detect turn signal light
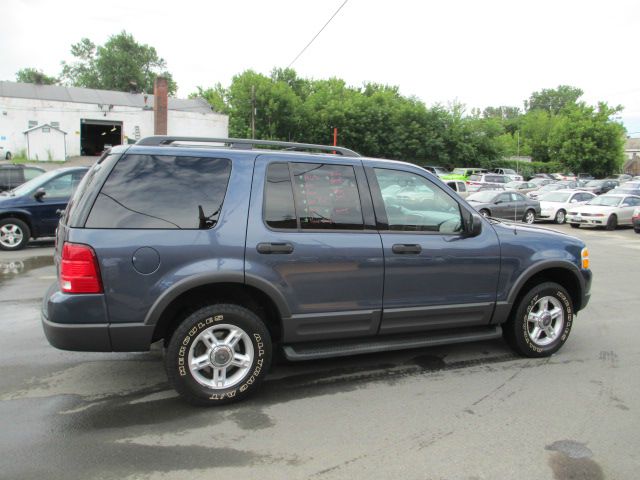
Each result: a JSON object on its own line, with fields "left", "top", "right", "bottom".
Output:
{"left": 581, "top": 247, "right": 590, "bottom": 269}
{"left": 60, "top": 242, "right": 103, "bottom": 294}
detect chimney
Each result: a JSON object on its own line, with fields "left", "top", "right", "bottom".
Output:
{"left": 153, "top": 76, "right": 168, "bottom": 135}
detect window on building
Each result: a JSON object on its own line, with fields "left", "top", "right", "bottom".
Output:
{"left": 50, "top": 122, "right": 60, "bottom": 129}
{"left": 28, "top": 120, "right": 37, "bottom": 129}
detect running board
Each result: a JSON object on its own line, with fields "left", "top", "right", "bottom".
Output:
{"left": 282, "top": 326, "right": 502, "bottom": 361}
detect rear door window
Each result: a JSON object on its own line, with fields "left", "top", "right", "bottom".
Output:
{"left": 86, "top": 154, "right": 232, "bottom": 229}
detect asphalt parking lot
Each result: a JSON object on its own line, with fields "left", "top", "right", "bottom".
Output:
{"left": 0, "top": 224, "right": 638, "bottom": 480}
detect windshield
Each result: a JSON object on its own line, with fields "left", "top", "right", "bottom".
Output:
{"left": 586, "top": 180, "right": 603, "bottom": 187}
{"left": 587, "top": 196, "right": 621, "bottom": 207}
{"left": 540, "top": 192, "right": 571, "bottom": 203}
{"left": 452, "top": 168, "right": 466, "bottom": 175}
{"left": 503, "top": 169, "right": 516, "bottom": 175}
{"left": 467, "top": 191, "right": 498, "bottom": 203}
{"left": 9, "top": 169, "right": 64, "bottom": 196}
{"left": 540, "top": 184, "right": 560, "bottom": 191}
{"left": 505, "top": 181, "right": 522, "bottom": 188}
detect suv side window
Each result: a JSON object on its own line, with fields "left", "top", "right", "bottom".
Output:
{"left": 263, "top": 162, "right": 365, "bottom": 231}
{"left": 373, "top": 168, "right": 462, "bottom": 233}
{"left": 291, "top": 162, "right": 364, "bottom": 230}
{"left": 264, "top": 163, "right": 297, "bottom": 229}
{"left": 86, "top": 154, "right": 231, "bottom": 229}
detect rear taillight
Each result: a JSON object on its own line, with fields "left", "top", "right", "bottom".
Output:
{"left": 60, "top": 242, "right": 103, "bottom": 294}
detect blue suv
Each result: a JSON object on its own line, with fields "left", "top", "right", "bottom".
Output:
{"left": 0, "top": 167, "right": 88, "bottom": 250}
{"left": 42, "top": 137, "right": 591, "bottom": 405}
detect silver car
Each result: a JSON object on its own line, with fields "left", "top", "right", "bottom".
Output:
{"left": 566, "top": 194, "right": 640, "bottom": 230}
{"left": 537, "top": 190, "right": 596, "bottom": 224}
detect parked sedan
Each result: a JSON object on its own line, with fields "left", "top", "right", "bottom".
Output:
{"left": 505, "top": 181, "right": 539, "bottom": 194}
{"left": 528, "top": 183, "right": 565, "bottom": 200}
{"left": 0, "top": 167, "right": 88, "bottom": 250}
{"left": 466, "top": 190, "right": 540, "bottom": 224}
{"left": 579, "top": 179, "right": 618, "bottom": 195}
{"left": 566, "top": 194, "right": 640, "bottom": 230}
{"left": 0, "top": 164, "right": 45, "bottom": 192}
{"left": 537, "top": 190, "right": 596, "bottom": 224}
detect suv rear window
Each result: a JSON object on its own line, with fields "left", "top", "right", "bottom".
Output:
{"left": 85, "top": 154, "right": 231, "bottom": 229}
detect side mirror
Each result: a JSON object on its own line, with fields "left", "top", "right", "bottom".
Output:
{"left": 34, "top": 187, "right": 46, "bottom": 200}
{"left": 464, "top": 212, "right": 483, "bottom": 237}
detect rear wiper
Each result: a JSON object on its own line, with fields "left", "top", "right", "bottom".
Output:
{"left": 198, "top": 204, "right": 222, "bottom": 229}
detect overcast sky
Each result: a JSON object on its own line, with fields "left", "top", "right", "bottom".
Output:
{"left": 3, "top": 0, "right": 639, "bottom": 135}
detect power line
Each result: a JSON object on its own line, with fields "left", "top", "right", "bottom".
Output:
{"left": 287, "top": 0, "right": 349, "bottom": 69}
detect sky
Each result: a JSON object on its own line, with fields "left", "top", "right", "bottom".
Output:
{"left": 2, "top": 0, "right": 640, "bottom": 136}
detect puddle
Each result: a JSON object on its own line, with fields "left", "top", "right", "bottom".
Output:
{"left": 0, "top": 256, "right": 54, "bottom": 283}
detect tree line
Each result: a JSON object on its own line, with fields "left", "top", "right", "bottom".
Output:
{"left": 14, "top": 32, "right": 626, "bottom": 176}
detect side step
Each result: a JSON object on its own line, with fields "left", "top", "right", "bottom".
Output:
{"left": 282, "top": 326, "right": 502, "bottom": 361}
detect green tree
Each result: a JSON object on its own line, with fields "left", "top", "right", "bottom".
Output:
{"left": 60, "top": 31, "right": 177, "bottom": 95}
{"left": 190, "top": 85, "right": 228, "bottom": 114}
{"left": 15, "top": 68, "right": 58, "bottom": 85}
{"left": 548, "top": 102, "right": 625, "bottom": 176}
{"left": 525, "top": 85, "right": 583, "bottom": 114}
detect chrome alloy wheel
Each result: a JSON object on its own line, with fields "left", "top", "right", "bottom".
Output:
{"left": 187, "top": 323, "right": 254, "bottom": 389}
{"left": 526, "top": 296, "right": 565, "bottom": 347}
{"left": 0, "top": 223, "right": 24, "bottom": 249}
{"left": 524, "top": 210, "right": 536, "bottom": 224}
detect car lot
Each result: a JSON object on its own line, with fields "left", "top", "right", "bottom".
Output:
{"left": 0, "top": 225, "right": 639, "bottom": 480}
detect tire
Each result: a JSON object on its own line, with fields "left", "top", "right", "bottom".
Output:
{"left": 503, "top": 282, "right": 573, "bottom": 358}
{"left": 635, "top": 226, "right": 640, "bottom": 234}
{"left": 165, "top": 304, "right": 272, "bottom": 406}
{"left": 523, "top": 209, "right": 536, "bottom": 224}
{"left": 5, "top": 152, "right": 12, "bottom": 161}
{"left": 605, "top": 215, "right": 617, "bottom": 231}
{"left": 479, "top": 209, "right": 490, "bottom": 218}
{"left": 570, "top": 223, "right": 580, "bottom": 229}
{"left": 554, "top": 209, "right": 566, "bottom": 224}
{"left": 0, "top": 218, "right": 30, "bottom": 251}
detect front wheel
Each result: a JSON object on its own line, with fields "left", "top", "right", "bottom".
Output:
{"left": 0, "top": 218, "right": 30, "bottom": 251}
{"left": 503, "top": 282, "right": 573, "bottom": 357}
{"left": 523, "top": 209, "right": 536, "bottom": 224}
{"left": 606, "top": 215, "right": 617, "bottom": 231}
{"left": 554, "top": 209, "right": 566, "bottom": 224}
{"left": 5, "top": 152, "right": 12, "bottom": 160}
{"left": 634, "top": 226, "right": 640, "bottom": 234}
{"left": 165, "top": 304, "right": 272, "bottom": 406}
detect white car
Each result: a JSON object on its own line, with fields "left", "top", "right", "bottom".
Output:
{"left": 537, "top": 190, "right": 596, "bottom": 224}
{"left": 566, "top": 194, "right": 640, "bottom": 230}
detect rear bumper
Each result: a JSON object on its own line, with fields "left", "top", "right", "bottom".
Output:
{"left": 41, "top": 282, "right": 153, "bottom": 352}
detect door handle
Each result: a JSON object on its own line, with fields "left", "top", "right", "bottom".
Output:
{"left": 392, "top": 244, "right": 422, "bottom": 254}
{"left": 257, "top": 242, "right": 294, "bottom": 254}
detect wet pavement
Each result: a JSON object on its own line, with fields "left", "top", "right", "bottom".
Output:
{"left": 0, "top": 226, "right": 639, "bottom": 480}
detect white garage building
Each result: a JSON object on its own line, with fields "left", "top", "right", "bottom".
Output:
{"left": 0, "top": 81, "right": 228, "bottom": 160}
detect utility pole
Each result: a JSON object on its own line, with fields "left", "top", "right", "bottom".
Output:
{"left": 251, "top": 85, "right": 256, "bottom": 139}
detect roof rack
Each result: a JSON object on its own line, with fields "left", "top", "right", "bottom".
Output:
{"left": 135, "top": 136, "right": 360, "bottom": 157}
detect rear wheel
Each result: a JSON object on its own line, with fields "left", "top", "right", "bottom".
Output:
{"left": 503, "top": 282, "right": 573, "bottom": 357}
{"left": 634, "top": 226, "right": 640, "bottom": 234}
{"left": 606, "top": 215, "right": 617, "bottom": 231}
{"left": 165, "top": 304, "right": 272, "bottom": 406}
{"left": 523, "top": 209, "right": 536, "bottom": 224}
{"left": 554, "top": 209, "right": 566, "bottom": 224}
{"left": 0, "top": 218, "right": 30, "bottom": 251}
{"left": 5, "top": 152, "right": 12, "bottom": 161}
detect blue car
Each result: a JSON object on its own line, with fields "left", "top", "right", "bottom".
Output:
{"left": 0, "top": 167, "right": 88, "bottom": 250}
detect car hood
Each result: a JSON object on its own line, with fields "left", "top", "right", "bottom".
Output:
{"left": 569, "top": 205, "right": 616, "bottom": 214}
